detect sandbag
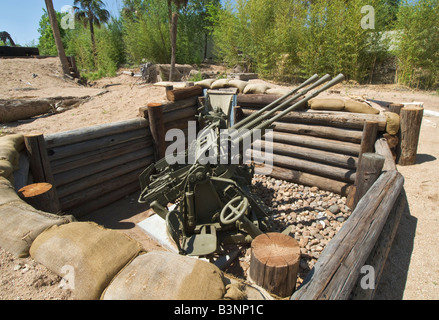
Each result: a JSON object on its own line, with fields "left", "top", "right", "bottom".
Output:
{"left": 344, "top": 100, "right": 380, "bottom": 114}
{"left": 102, "top": 251, "right": 226, "bottom": 300}
{"left": 195, "top": 79, "right": 216, "bottom": 89}
{"left": 0, "top": 159, "right": 13, "bottom": 179}
{"left": 228, "top": 80, "right": 248, "bottom": 93}
{"left": 30, "top": 222, "right": 144, "bottom": 300}
{"left": 308, "top": 98, "right": 345, "bottom": 111}
{"left": 384, "top": 111, "right": 400, "bottom": 135}
{"left": 211, "top": 79, "right": 230, "bottom": 89}
{"left": 0, "top": 134, "right": 24, "bottom": 173}
{"left": 266, "top": 88, "right": 290, "bottom": 96}
{"left": 0, "top": 134, "right": 24, "bottom": 151}
{"left": 243, "top": 83, "right": 269, "bottom": 94}
{"left": 0, "top": 177, "right": 74, "bottom": 258}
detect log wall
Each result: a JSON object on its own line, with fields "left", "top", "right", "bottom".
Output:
{"left": 42, "top": 118, "right": 153, "bottom": 218}
{"left": 240, "top": 106, "right": 387, "bottom": 195}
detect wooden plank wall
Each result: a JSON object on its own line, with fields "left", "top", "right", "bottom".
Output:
{"left": 43, "top": 118, "right": 153, "bottom": 218}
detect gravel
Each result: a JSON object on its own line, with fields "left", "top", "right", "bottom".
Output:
{"left": 234, "top": 174, "right": 353, "bottom": 286}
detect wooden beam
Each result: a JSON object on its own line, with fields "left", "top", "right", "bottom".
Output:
{"left": 147, "top": 103, "right": 166, "bottom": 160}
{"left": 241, "top": 108, "right": 387, "bottom": 131}
{"left": 272, "top": 122, "right": 363, "bottom": 144}
{"left": 397, "top": 105, "right": 424, "bottom": 166}
{"left": 45, "top": 118, "right": 149, "bottom": 148}
{"left": 291, "top": 170, "right": 404, "bottom": 300}
{"left": 353, "top": 153, "right": 385, "bottom": 209}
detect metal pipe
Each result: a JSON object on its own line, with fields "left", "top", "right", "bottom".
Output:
{"left": 235, "top": 73, "right": 345, "bottom": 144}
{"left": 232, "top": 73, "right": 319, "bottom": 130}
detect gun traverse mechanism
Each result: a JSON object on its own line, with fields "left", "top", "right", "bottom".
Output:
{"left": 138, "top": 73, "right": 345, "bottom": 256}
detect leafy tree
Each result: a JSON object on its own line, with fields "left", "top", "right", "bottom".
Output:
{"left": 73, "top": 0, "right": 110, "bottom": 66}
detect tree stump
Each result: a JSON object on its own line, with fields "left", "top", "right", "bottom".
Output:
{"left": 249, "top": 232, "right": 300, "bottom": 297}
{"left": 18, "top": 183, "right": 61, "bottom": 214}
{"left": 397, "top": 105, "right": 424, "bottom": 166}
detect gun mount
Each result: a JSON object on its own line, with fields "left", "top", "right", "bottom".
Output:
{"left": 138, "top": 73, "right": 345, "bottom": 256}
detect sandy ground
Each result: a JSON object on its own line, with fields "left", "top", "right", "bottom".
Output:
{"left": 1, "top": 57, "right": 438, "bottom": 300}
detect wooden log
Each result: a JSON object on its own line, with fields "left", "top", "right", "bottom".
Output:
{"left": 233, "top": 105, "right": 243, "bottom": 125}
{"left": 374, "top": 138, "right": 397, "bottom": 171}
{"left": 272, "top": 122, "right": 363, "bottom": 144}
{"left": 272, "top": 132, "right": 360, "bottom": 156}
{"left": 24, "top": 133, "right": 56, "bottom": 186}
{"left": 18, "top": 182, "right": 61, "bottom": 214}
{"left": 353, "top": 153, "right": 385, "bottom": 209}
{"left": 60, "top": 168, "right": 145, "bottom": 212}
{"left": 265, "top": 141, "right": 358, "bottom": 169}
{"left": 291, "top": 170, "right": 404, "bottom": 300}
{"left": 166, "top": 85, "right": 203, "bottom": 102}
{"left": 254, "top": 152, "right": 356, "bottom": 183}
{"left": 162, "top": 105, "right": 197, "bottom": 124}
{"left": 47, "top": 129, "right": 149, "bottom": 162}
{"left": 237, "top": 94, "right": 303, "bottom": 108}
{"left": 358, "top": 121, "right": 379, "bottom": 161}
{"left": 54, "top": 147, "right": 154, "bottom": 188}
{"left": 388, "top": 103, "right": 404, "bottom": 115}
{"left": 257, "top": 165, "right": 352, "bottom": 196}
{"left": 397, "top": 105, "right": 424, "bottom": 166}
{"left": 241, "top": 108, "right": 387, "bottom": 131}
{"left": 68, "top": 178, "right": 142, "bottom": 218}
{"left": 147, "top": 103, "right": 166, "bottom": 160}
{"left": 44, "top": 118, "right": 148, "bottom": 148}
{"left": 249, "top": 233, "right": 300, "bottom": 297}
{"left": 350, "top": 189, "right": 407, "bottom": 300}
{"left": 50, "top": 138, "right": 151, "bottom": 175}
{"left": 57, "top": 155, "right": 154, "bottom": 200}
{"left": 138, "top": 97, "right": 198, "bottom": 118}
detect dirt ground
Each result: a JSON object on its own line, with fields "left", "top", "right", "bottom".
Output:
{"left": 0, "top": 57, "right": 438, "bottom": 300}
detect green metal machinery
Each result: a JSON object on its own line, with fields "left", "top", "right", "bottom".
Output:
{"left": 138, "top": 73, "right": 345, "bottom": 256}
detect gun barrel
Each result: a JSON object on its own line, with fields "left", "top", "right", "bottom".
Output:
{"left": 235, "top": 73, "right": 345, "bottom": 144}
{"left": 232, "top": 73, "right": 319, "bottom": 130}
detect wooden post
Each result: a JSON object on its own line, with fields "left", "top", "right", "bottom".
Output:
{"left": 147, "top": 103, "right": 166, "bottom": 160}
{"left": 18, "top": 183, "right": 61, "bottom": 214}
{"left": 24, "top": 133, "right": 56, "bottom": 185}
{"left": 353, "top": 152, "right": 385, "bottom": 209}
{"left": 233, "top": 105, "right": 243, "bottom": 125}
{"left": 388, "top": 103, "right": 404, "bottom": 115}
{"left": 166, "top": 85, "right": 203, "bottom": 102}
{"left": 249, "top": 232, "right": 300, "bottom": 297}
{"left": 397, "top": 105, "right": 424, "bottom": 166}
{"left": 359, "top": 121, "right": 379, "bottom": 160}
{"left": 347, "top": 121, "right": 378, "bottom": 208}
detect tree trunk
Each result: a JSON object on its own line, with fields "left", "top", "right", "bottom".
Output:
{"left": 44, "top": 0, "right": 71, "bottom": 76}
{"left": 169, "top": 12, "right": 179, "bottom": 81}
{"left": 89, "top": 14, "right": 97, "bottom": 67}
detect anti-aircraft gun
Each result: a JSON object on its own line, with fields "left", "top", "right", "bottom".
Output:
{"left": 138, "top": 73, "right": 345, "bottom": 256}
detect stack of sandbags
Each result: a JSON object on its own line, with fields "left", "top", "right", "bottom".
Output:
{"left": 196, "top": 78, "right": 272, "bottom": 94}
{"left": 29, "top": 222, "right": 144, "bottom": 300}
{"left": 102, "top": 250, "right": 227, "bottom": 300}
{"left": 308, "top": 98, "right": 380, "bottom": 114}
{"left": 0, "top": 134, "right": 75, "bottom": 258}
{"left": 0, "top": 134, "right": 24, "bottom": 184}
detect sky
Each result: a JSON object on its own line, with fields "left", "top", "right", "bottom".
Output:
{"left": 0, "top": 0, "right": 124, "bottom": 46}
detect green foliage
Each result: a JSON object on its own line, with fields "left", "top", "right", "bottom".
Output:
{"left": 209, "top": 0, "right": 392, "bottom": 83}
{"left": 38, "top": 9, "right": 69, "bottom": 56}
{"left": 395, "top": 0, "right": 439, "bottom": 89}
